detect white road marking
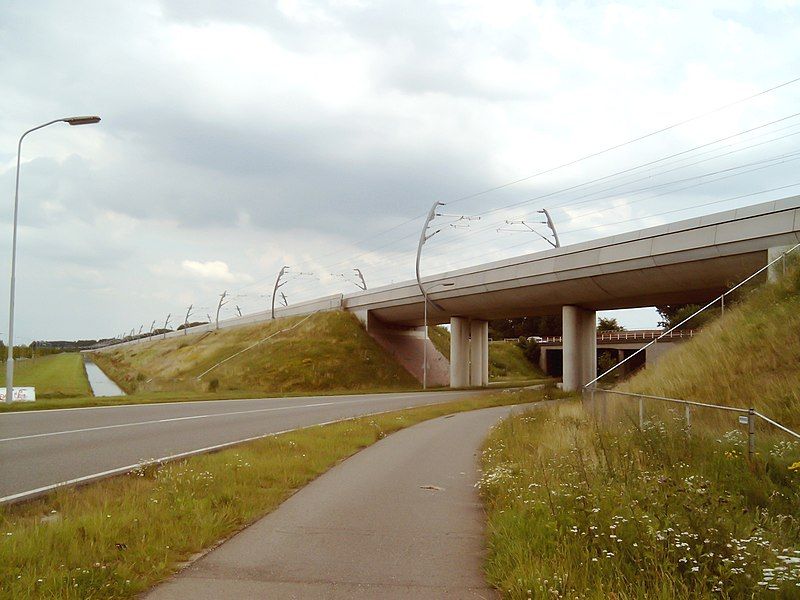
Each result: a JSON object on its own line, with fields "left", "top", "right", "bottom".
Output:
{"left": 0, "top": 399, "right": 458, "bottom": 505}
{"left": 0, "top": 390, "right": 463, "bottom": 416}
{"left": 0, "top": 398, "right": 374, "bottom": 443}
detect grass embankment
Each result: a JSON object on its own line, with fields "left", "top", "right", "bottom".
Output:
{"left": 0, "top": 389, "right": 543, "bottom": 599}
{"left": 92, "top": 311, "right": 418, "bottom": 396}
{"left": 479, "top": 401, "right": 800, "bottom": 599}
{"left": 621, "top": 260, "right": 800, "bottom": 428}
{"left": 0, "top": 353, "right": 91, "bottom": 398}
{"left": 428, "top": 326, "right": 546, "bottom": 382}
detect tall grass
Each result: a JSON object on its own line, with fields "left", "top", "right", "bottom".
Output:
{"left": 92, "top": 311, "right": 418, "bottom": 395}
{"left": 479, "top": 401, "right": 800, "bottom": 598}
{"left": 622, "top": 260, "right": 800, "bottom": 428}
{"left": 488, "top": 341, "right": 545, "bottom": 381}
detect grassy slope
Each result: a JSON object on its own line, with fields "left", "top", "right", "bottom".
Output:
{"left": 428, "top": 325, "right": 452, "bottom": 360}
{"left": 622, "top": 261, "right": 800, "bottom": 428}
{"left": 92, "top": 311, "right": 418, "bottom": 395}
{"left": 0, "top": 353, "right": 91, "bottom": 398}
{"left": 428, "top": 326, "right": 545, "bottom": 381}
{"left": 479, "top": 264, "right": 800, "bottom": 598}
{"left": 0, "top": 389, "right": 543, "bottom": 599}
{"left": 479, "top": 401, "right": 800, "bottom": 599}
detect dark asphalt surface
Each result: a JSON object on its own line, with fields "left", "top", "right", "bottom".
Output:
{"left": 147, "top": 404, "right": 525, "bottom": 599}
{"left": 0, "top": 390, "right": 483, "bottom": 501}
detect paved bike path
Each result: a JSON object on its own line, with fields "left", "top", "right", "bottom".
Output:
{"left": 146, "top": 404, "right": 525, "bottom": 599}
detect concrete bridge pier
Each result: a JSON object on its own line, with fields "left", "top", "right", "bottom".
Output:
{"left": 450, "top": 317, "right": 470, "bottom": 387}
{"left": 768, "top": 245, "right": 793, "bottom": 282}
{"left": 450, "top": 317, "right": 489, "bottom": 388}
{"left": 469, "top": 320, "right": 489, "bottom": 387}
{"left": 562, "top": 305, "right": 597, "bottom": 391}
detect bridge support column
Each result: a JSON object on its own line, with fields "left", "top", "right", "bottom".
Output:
{"left": 469, "top": 320, "right": 489, "bottom": 387}
{"left": 562, "top": 306, "right": 596, "bottom": 391}
{"left": 768, "top": 245, "right": 792, "bottom": 282}
{"left": 450, "top": 317, "right": 471, "bottom": 388}
{"left": 449, "top": 317, "right": 488, "bottom": 388}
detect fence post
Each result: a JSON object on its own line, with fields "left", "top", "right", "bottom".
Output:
{"left": 685, "top": 404, "right": 691, "bottom": 433}
{"left": 747, "top": 408, "right": 756, "bottom": 460}
{"left": 638, "top": 396, "right": 644, "bottom": 428}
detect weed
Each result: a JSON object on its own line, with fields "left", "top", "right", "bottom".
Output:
{"left": 479, "top": 401, "right": 800, "bottom": 598}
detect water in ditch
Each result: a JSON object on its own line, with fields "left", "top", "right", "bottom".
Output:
{"left": 83, "top": 357, "right": 126, "bottom": 397}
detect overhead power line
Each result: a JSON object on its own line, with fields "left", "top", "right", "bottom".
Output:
{"left": 437, "top": 182, "right": 800, "bottom": 269}
{"left": 418, "top": 119, "right": 800, "bottom": 249}
{"left": 229, "top": 74, "right": 800, "bottom": 296}
{"left": 443, "top": 75, "right": 800, "bottom": 208}
{"left": 246, "top": 109, "right": 800, "bottom": 299}
{"left": 132, "top": 77, "right": 800, "bottom": 328}
{"left": 455, "top": 111, "right": 800, "bottom": 227}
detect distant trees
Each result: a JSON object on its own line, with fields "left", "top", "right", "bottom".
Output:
{"left": 177, "top": 321, "right": 208, "bottom": 331}
{"left": 489, "top": 316, "right": 561, "bottom": 340}
{"left": 597, "top": 317, "right": 625, "bottom": 332}
{"left": 0, "top": 344, "right": 62, "bottom": 361}
{"left": 656, "top": 304, "right": 719, "bottom": 330}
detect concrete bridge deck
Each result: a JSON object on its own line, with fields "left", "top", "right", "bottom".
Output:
{"left": 97, "top": 197, "right": 800, "bottom": 391}
{"left": 343, "top": 196, "right": 799, "bottom": 326}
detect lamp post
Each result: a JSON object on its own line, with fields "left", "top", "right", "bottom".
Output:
{"left": 422, "top": 281, "right": 454, "bottom": 390}
{"left": 5, "top": 116, "right": 100, "bottom": 403}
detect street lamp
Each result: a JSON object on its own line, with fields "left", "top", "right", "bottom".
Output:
{"left": 423, "top": 281, "right": 454, "bottom": 390}
{"left": 5, "top": 116, "right": 100, "bottom": 403}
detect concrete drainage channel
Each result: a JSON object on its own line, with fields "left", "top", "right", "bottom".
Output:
{"left": 83, "top": 357, "right": 126, "bottom": 397}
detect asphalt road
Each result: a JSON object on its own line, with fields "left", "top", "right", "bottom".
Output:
{"left": 0, "top": 390, "right": 483, "bottom": 502}
{"left": 147, "top": 404, "right": 520, "bottom": 599}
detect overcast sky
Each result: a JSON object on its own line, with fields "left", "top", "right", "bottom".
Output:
{"left": 1, "top": 0, "right": 799, "bottom": 342}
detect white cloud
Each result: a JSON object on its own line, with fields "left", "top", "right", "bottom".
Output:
{"left": 180, "top": 260, "right": 252, "bottom": 284}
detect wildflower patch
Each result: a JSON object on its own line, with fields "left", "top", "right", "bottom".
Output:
{"left": 479, "top": 400, "right": 800, "bottom": 599}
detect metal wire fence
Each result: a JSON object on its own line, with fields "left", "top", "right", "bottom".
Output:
{"left": 583, "top": 388, "right": 800, "bottom": 460}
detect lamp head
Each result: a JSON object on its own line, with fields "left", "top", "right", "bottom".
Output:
{"left": 63, "top": 116, "right": 101, "bottom": 126}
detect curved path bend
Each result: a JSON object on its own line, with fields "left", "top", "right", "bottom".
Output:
{"left": 147, "top": 404, "right": 529, "bottom": 600}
